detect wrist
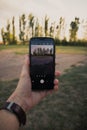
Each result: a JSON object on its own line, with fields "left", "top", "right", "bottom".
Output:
{"left": 0, "top": 102, "right": 26, "bottom": 126}
{"left": 7, "top": 92, "right": 29, "bottom": 113}
{"left": 0, "top": 109, "right": 19, "bottom": 128}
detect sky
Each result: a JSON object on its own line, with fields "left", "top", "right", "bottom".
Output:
{"left": 0, "top": 0, "right": 87, "bottom": 41}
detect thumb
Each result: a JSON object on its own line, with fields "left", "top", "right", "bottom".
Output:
{"left": 20, "top": 55, "right": 30, "bottom": 78}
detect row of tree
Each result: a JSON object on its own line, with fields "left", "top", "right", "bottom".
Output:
{"left": 1, "top": 13, "right": 87, "bottom": 45}
{"left": 32, "top": 47, "right": 53, "bottom": 56}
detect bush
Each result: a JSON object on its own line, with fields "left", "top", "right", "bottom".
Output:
{"left": 55, "top": 38, "right": 87, "bottom": 47}
{"left": 9, "top": 40, "right": 17, "bottom": 45}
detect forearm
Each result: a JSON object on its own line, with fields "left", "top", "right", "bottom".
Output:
{"left": 0, "top": 110, "right": 19, "bottom": 130}
{"left": 0, "top": 92, "right": 27, "bottom": 130}
{"left": 0, "top": 55, "right": 60, "bottom": 130}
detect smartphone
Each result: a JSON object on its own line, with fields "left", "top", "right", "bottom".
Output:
{"left": 29, "top": 37, "right": 55, "bottom": 90}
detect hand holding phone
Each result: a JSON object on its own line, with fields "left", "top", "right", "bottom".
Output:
{"left": 29, "top": 37, "right": 55, "bottom": 90}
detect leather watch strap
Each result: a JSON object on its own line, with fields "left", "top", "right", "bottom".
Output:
{"left": 0, "top": 102, "right": 26, "bottom": 126}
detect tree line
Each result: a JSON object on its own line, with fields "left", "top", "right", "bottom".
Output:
{"left": 32, "top": 47, "right": 53, "bottom": 56}
{"left": 1, "top": 13, "right": 87, "bottom": 46}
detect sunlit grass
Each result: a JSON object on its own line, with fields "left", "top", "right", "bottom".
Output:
{"left": 56, "top": 46, "right": 87, "bottom": 54}
{"left": 0, "top": 45, "right": 29, "bottom": 54}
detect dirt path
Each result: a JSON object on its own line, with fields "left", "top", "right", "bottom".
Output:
{"left": 0, "top": 50, "right": 87, "bottom": 81}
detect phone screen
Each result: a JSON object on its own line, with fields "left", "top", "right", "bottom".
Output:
{"left": 30, "top": 37, "right": 55, "bottom": 90}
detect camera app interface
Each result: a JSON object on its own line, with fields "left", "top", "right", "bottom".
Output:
{"left": 31, "top": 44, "right": 54, "bottom": 77}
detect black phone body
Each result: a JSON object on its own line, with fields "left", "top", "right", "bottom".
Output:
{"left": 29, "top": 37, "right": 55, "bottom": 90}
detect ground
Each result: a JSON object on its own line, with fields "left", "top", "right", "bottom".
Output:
{"left": 0, "top": 49, "right": 87, "bottom": 130}
{"left": 0, "top": 50, "right": 87, "bottom": 81}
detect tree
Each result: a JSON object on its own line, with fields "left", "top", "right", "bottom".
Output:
{"left": 28, "top": 13, "right": 35, "bottom": 37}
{"left": 81, "top": 19, "right": 87, "bottom": 41}
{"left": 1, "top": 28, "right": 6, "bottom": 45}
{"left": 56, "top": 17, "right": 65, "bottom": 40}
{"left": 50, "top": 22, "right": 55, "bottom": 37}
{"left": 35, "top": 18, "right": 39, "bottom": 37}
{"left": 35, "top": 18, "right": 43, "bottom": 37}
{"left": 19, "top": 14, "right": 26, "bottom": 43}
{"left": 12, "top": 16, "right": 16, "bottom": 44}
{"left": 1, "top": 20, "right": 11, "bottom": 45}
{"left": 69, "top": 17, "right": 80, "bottom": 42}
{"left": 44, "top": 15, "right": 49, "bottom": 36}
{"left": 21, "top": 14, "right": 26, "bottom": 42}
{"left": 22, "top": 14, "right": 26, "bottom": 30}
{"left": 19, "top": 16, "right": 22, "bottom": 41}
{"left": 6, "top": 20, "right": 11, "bottom": 44}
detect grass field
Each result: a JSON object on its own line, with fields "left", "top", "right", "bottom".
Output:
{"left": 0, "top": 45, "right": 87, "bottom": 55}
{"left": 0, "top": 62, "right": 87, "bottom": 130}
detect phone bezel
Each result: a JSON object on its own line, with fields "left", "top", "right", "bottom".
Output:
{"left": 29, "top": 37, "right": 55, "bottom": 90}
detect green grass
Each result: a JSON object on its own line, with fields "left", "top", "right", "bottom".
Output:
{"left": 0, "top": 63, "right": 87, "bottom": 130}
{"left": 56, "top": 46, "right": 87, "bottom": 54}
{"left": 0, "top": 45, "right": 87, "bottom": 55}
{"left": 0, "top": 79, "right": 18, "bottom": 107}
{"left": 0, "top": 45, "right": 29, "bottom": 55}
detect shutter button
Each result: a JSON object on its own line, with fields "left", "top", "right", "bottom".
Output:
{"left": 40, "top": 79, "right": 44, "bottom": 84}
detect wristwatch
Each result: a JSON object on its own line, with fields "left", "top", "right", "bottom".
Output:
{"left": 0, "top": 102, "right": 26, "bottom": 126}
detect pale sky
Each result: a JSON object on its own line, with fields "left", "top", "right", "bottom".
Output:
{"left": 0, "top": 0, "right": 87, "bottom": 41}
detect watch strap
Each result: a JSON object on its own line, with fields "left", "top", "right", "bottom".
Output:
{"left": 0, "top": 102, "right": 26, "bottom": 126}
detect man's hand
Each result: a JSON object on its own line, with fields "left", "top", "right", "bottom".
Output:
{"left": 7, "top": 55, "right": 60, "bottom": 112}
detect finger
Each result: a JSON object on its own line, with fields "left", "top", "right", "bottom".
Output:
{"left": 24, "top": 55, "right": 30, "bottom": 66}
{"left": 55, "top": 71, "right": 61, "bottom": 76}
{"left": 54, "top": 79, "right": 59, "bottom": 91}
{"left": 54, "top": 79, "right": 59, "bottom": 85}
{"left": 54, "top": 85, "right": 59, "bottom": 91}
{"left": 20, "top": 55, "right": 29, "bottom": 78}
